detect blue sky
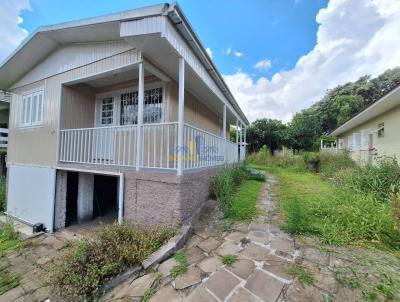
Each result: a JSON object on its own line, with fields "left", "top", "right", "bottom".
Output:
{"left": 19, "top": 0, "right": 327, "bottom": 77}
{"left": 1, "top": 0, "right": 400, "bottom": 122}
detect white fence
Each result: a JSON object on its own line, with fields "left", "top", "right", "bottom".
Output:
{"left": 0, "top": 128, "right": 8, "bottom": 149}
{"left": 59, "top": 122, "right": 240, "bottom": 171}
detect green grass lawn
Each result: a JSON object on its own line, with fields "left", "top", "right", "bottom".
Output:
{"left": 0, "top": 222, "right": 22, "bottom": 258}
{"left": 0, "top": 222, "right": 22, "bottom": 294}
{"left": 251, "top": 164, "right": 397, "bottom": 249}
{"left": 224, "top": 179, "right": 264, "bottom": 222}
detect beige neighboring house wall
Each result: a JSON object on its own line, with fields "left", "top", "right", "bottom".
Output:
{"left": 338, "top": 105, "right": 400, "bottom": 164}
{"left": 333, "top": 86, "right": 400, "bottom": 165}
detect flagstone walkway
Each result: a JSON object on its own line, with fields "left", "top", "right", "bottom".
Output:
{"left": 103, "top": 173, "right": 328, "bottom": 302}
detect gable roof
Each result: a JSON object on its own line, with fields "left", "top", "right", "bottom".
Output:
{"left": 0, "top": 2, "right": 249, "bottom": 125}
{"left": 330, "top": 84, "right": 400, "bottom": 136}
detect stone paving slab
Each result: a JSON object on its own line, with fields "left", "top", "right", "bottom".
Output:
{"left": 215, "top": 242, "right": 242, "bottom": 256}
{"left": 228, "top": 287, "right": 260, "bottom": 302}
{"left": 245, "top": 269, "right": 285, "bottom": 301}
{"left": 186, "top": 247, "right": 206, "bottom": 265}
{"left": 226, "top": 259, "right": 255, "bottom": 279}
{"left": 204, "top": 269, "right": 241, "bottom": 300}
{"left": 158, "top": 257, "right": 179, "bottom": 277}
{"left": 174, "top": 267, "right": 202, "bottom": 290}
{"left": 197, "top": 237, "right": 221, "bottom": 253}
{"left": 197, "top": 256, "right": 223, "bottom": 274}
{"left": 150, "top": 285, "right": 182, "bottom": 302}
{"left": 186, "top": 285, "right": 218, "bottom": 302}
{"left": 240, "top": 243, "right": 271, "bottom": 261}
{"left": 225, "top": 231, "right": 246, "bottom": 243}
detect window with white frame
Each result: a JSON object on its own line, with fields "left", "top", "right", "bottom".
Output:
{"left": 21, "top": 90, "right": 44, "bottom": 127}
{"left": 120, "top": 87, "right": 163, "bottom": 125}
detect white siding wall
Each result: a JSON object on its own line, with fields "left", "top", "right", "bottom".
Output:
{"left": 9, "top": 47, "right": 141, "bottom": 166}
{"left": 12, "top": 41, "right": 134, "bottom": 89}
{"left": 7, "top": 164, "right": 56, "bottom": 232}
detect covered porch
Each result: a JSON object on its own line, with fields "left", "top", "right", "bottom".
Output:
{"left": 58, "top": 58, "right": 247, "bottom": 174}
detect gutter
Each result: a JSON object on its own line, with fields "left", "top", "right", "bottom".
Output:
{"left": 166, "top": 3, "right": 249, "bottom": 125}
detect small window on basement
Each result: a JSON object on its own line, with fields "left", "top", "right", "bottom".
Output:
{"left": 378, "top": 123, "right": 384, "bottom": 138}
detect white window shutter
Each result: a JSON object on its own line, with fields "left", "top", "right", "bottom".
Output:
{"left": 348, "top": 135, "right": 353, "bottom": 151}
{"left": 361, "top": 129, "right": 371, "bottom": 150}
{"left": 353, "top": 133, "right": 361, "bottom": 151}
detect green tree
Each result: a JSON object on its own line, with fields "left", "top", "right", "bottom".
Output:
{"left": 246, "top": 118, "right": 287, "bottom": 154}
{"left": 331, "top": 95, "right": 364, "bottom": 125}
{"left": 285, "top": 108, "right": 322, "bottom": 151}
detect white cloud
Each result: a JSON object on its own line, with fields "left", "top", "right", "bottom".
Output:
{"left": 226, "top": 47, "right": 232, "bottom": 55}
{"left": 224, "top": 0, "right": 400, "bottom": 123}
{"left": 234, "top": 51, "right": 244, "bottom": 57}
{"left": 0, "top": 0, "right": 31, "bottom": 62}
{"left": 206, "top": 47, "right": 213, "bottom": 59}
{"left": 254, "top": 59, "right": 272, "bottom": 71}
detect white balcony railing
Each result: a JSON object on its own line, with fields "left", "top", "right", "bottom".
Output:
{"left": 59, "top": 122, "right": 240, "bottom": 171}
{"left": 0, "top": 128, "right": 8, "bottom": 149}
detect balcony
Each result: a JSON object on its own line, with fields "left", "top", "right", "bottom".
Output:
{"left": 59, "top": 122, "right": 239, "bottom": 171}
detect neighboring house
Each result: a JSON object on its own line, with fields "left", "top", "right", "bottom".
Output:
{"left": 330, "top": 84, "right": 400, "bottom": 165}
{"left": 0, "top": 3, "right": 249, "bottom": 232}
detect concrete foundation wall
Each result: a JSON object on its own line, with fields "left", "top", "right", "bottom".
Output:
{"left": 54, "top": 170, "right": 67, "bottom": 229}
{"left": 54, "top": 165, "right": 222, "bottom": 229}
{"left": 123, "top": 167, "right": 222, "bottom": 227}
{"left": 77, "top": 173, "right": 94, "bottom": 222}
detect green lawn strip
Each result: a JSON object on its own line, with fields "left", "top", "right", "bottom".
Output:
{"left": 0, "top": 222, "right": 22, "bottom": 258}
{"left": 224, "top": 179, "right": 264, "bottom": 221}
{"left": 251, "top": 164, "right": 395, "bottom": 248}
{"left": 0, "top": 270, "right": 19, "bottom": 295}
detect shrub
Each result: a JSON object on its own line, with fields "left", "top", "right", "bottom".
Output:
{"left": 49, "top": 223, "right": 173, "bottom": 300}
{"left": 247, "top": 151, "right": 306, "bottom": 172}
{"left": 338, "top": 157, "right": 400, "bottom": 201}
{"left": 211, "top": 165, "right": 248, "bottom": 212}
{"left": 318, "top": 152, "right": 357, "bottom": 178}
{"left": 303, "top": 152, "right": 320, "bottom": 172}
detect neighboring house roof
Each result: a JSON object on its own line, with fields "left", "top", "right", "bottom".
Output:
{"left": 331, "top": 84, "right": 400, "bottom": 136}
{"left": 0, "top": 2, "right": 249, "bottom": 125}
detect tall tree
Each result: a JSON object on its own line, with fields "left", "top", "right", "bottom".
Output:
{"left": 246, "top": 118, "right": 287, "bottom": 154}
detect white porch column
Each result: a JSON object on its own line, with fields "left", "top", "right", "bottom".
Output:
{"left": 244, "top": 126, "right": 247, "bottom": 159}
{"left": 177, "top": 57, "right": 185, "bottom": 176}
{"left": 235, "top": 120, "right": 239, "bottom": 144}
{"left": 222, "top": 104, "right": 227, "bottom": 140}
{"left": 136, "top": 62, "right": 144, "bottom": 171}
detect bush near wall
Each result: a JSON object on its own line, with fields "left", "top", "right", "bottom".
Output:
{"left": 49, "top": 223, "right": 173, "bottom": 301}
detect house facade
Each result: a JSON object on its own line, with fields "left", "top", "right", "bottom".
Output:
{"left": 331, "top": 85, "right": 400, "bottom": 165}
{"left": 0, "top": 3, "right": 249, "bottom": 232}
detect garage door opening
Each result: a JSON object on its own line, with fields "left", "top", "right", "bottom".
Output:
{"left": 93, "top": 175, "right": 118, "bottom": 220}
{"left": 66, "top": 171, "right": 78, "bottom": 226}
{"left": 60, "top": 171, "right": 119, "bottom": 231}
